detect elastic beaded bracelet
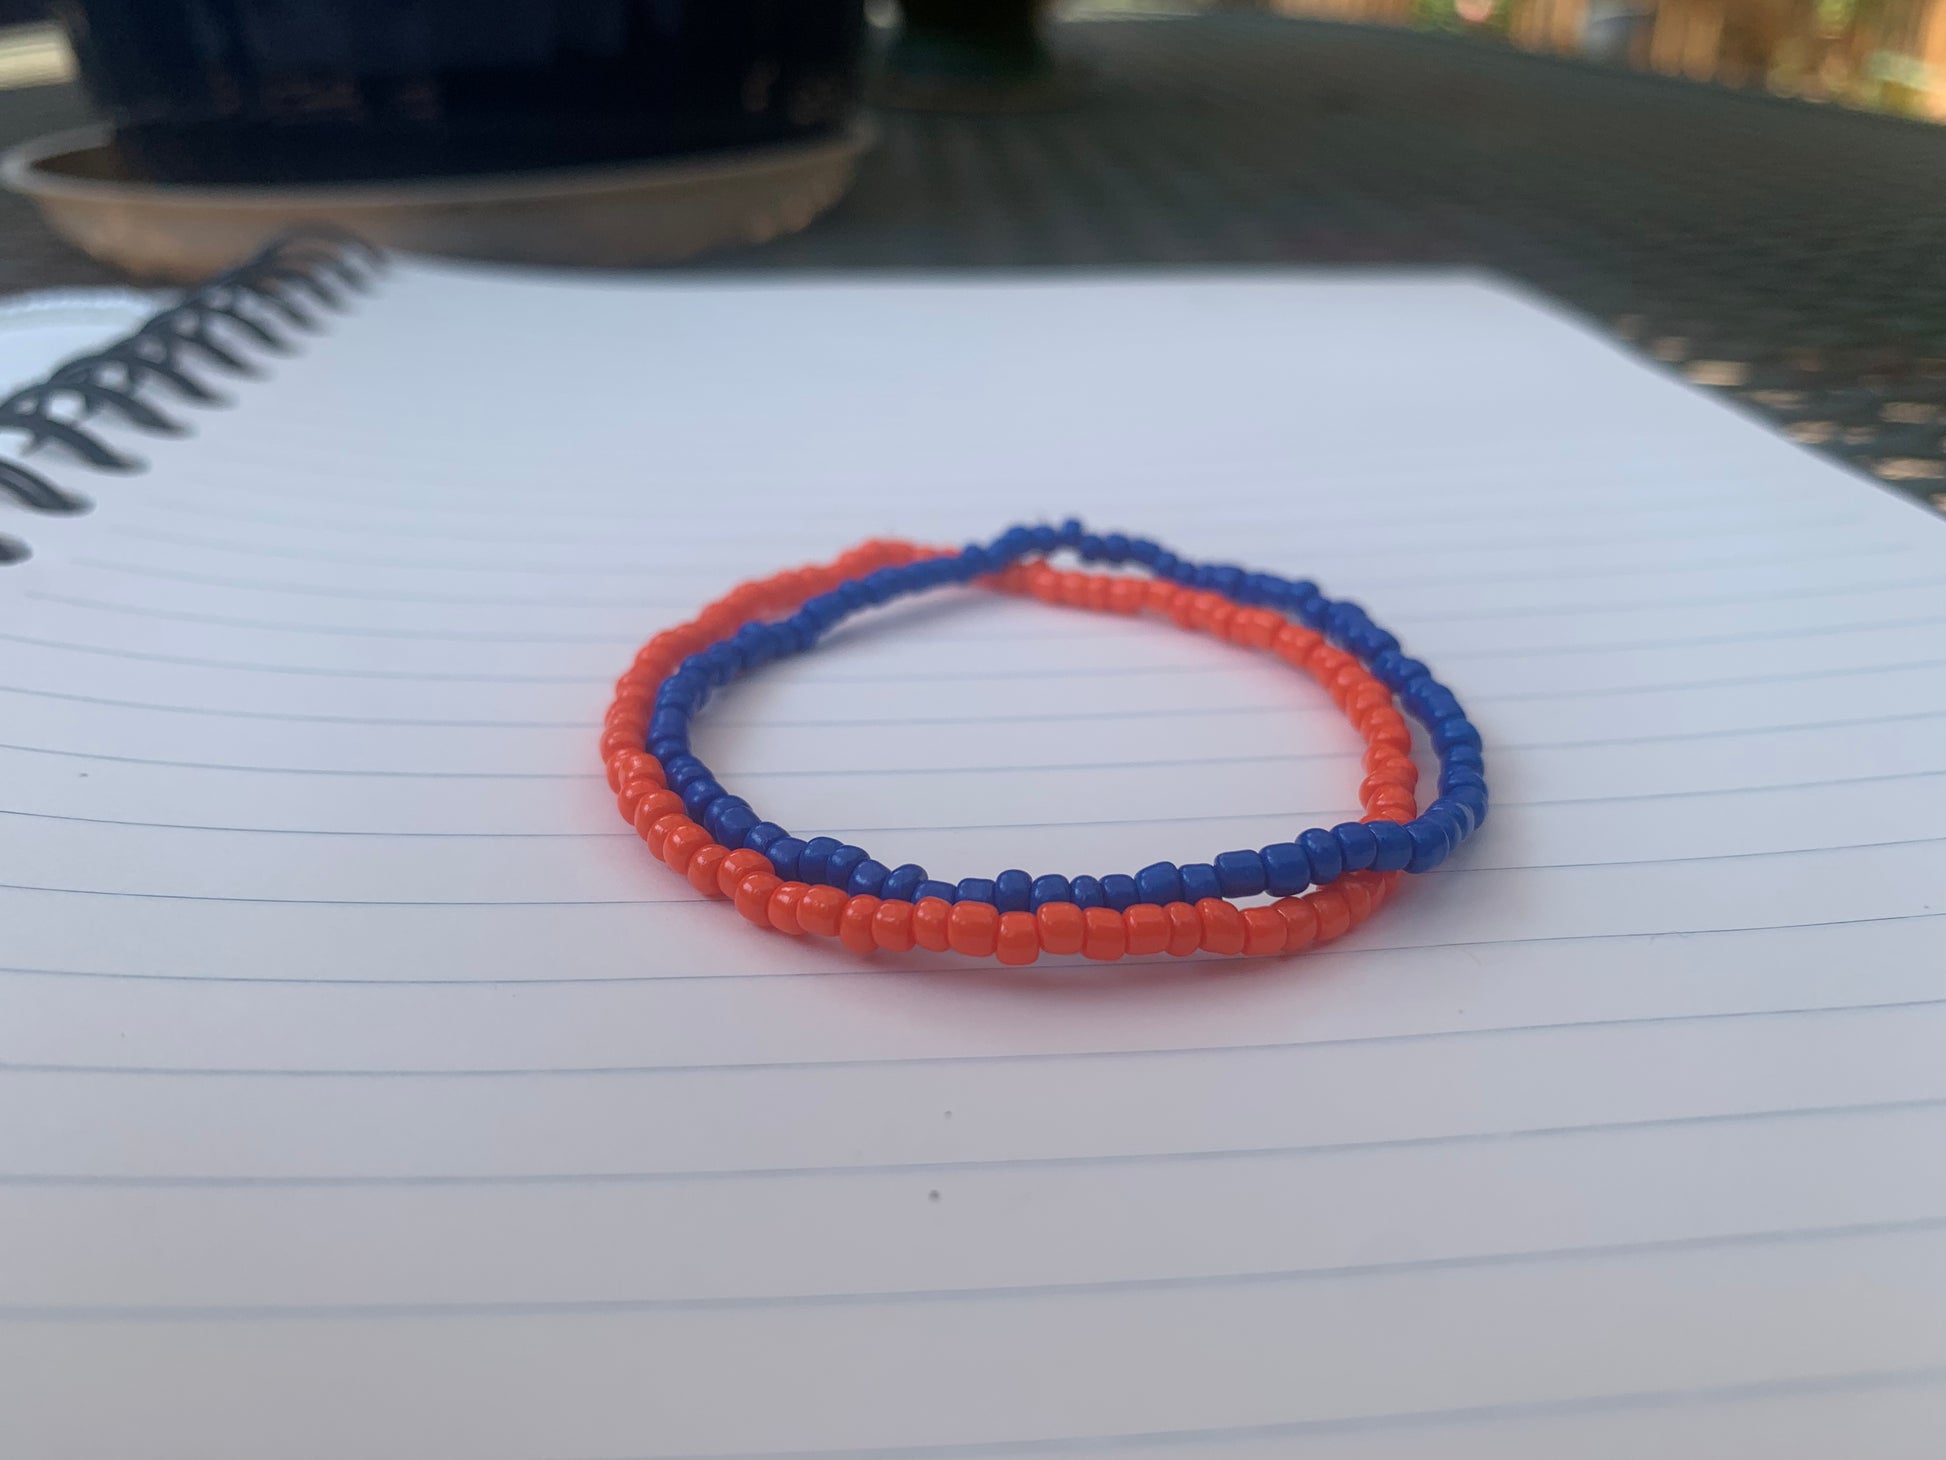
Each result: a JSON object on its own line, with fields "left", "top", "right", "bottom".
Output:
{"left": 623, "top": 521, "right": 1485, "bottom": 907}
{"left": 603, "top": 544, "right": 1409, "bottom": 965}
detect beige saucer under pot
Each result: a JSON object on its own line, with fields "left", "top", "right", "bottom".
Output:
{"left": 2, "top": 121, "right": 873, "bottom": 280}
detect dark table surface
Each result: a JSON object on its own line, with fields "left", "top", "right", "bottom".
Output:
{"left": 5, "top": 13, "right": 1944, "bottom": 512}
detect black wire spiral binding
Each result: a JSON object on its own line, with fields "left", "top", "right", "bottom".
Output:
{"left": 0, "top": 226, "right": 385, "bottom": 564}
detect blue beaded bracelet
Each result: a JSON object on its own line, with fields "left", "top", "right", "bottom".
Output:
{"left": 641, "top": 521, "right": 1485, "bottom": 907}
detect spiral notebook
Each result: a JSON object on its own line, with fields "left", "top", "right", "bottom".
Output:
{"left": 1, "top": 236, "right": 1942, "bottom": 1459}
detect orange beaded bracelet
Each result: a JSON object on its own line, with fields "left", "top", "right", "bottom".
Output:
{"left": 604, "top": 540, "right": 1411, "bottom": 965}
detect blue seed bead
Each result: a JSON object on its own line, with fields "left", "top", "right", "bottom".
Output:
{"left": 695, "top": 794, "right": 737, "bottom": 838}
{"left": 1430, "top": 796, "right": 1476, "bottom": 838}
{"left": 680, "top": 778, "right": 723, "bottom": 818}
{"left": 1206, "top": 565, "right": 1245, "bottom": 596}
{"left": 1423, "top": 697, "right": 1464, "bottom": 727}
{"left": 1179, "top": 863, "right": 1221, "bottom": 903}
{"left": 648, "top": 736, "right": 687, "bottom": 763}
{"left": 715, "top": 802, "right": 759, "bottom": 843}
{"left": 1331, "top": 821, "right": 1379, "bottom": 872}
{"left": 847, "top": 859, "right": 890, "bottom": 897}
{"left": 1213, "top": 849, "right": 1268, "bottom": 898}
{"left": 691, "top": 796, "right": 725, "bottom": 839}
{"left": 996, "top": 524, "right": 1035, "bottom": 553}
{"left": 1134, "top": 861, "right": 1184, "bottom": 906}
{"left": 1056, "top": 517, "right": 1084, "bottom": 547}
{"left": 826, "top": 845, "right": 869, "bottom": 889}
{"left": 880, "top": 864, "right": 928, "bottom": 902}
{"left": 1297, "top": 827, "right": 1344, "bottom": 886}
{"left": 915, "top": 879, "right": 958, "bottom": 904}
{"left": 1030, "top": 874, "right": 1072, "bottom": 910}
{"left": 648, "top": 708, "right": 686, "bottom": 744}
{"left": 743, "top": 821, "right": 788, "bottom": 856}
{"left": 1260, "top": 841, "right": 1311, "bottom": 896}
{"left": 797, "top": 836, "right": 842, "bottom": 883}
{"left": 1244, "top": 572, "right": 1284, "bottom": 605}
{"left": 956, "top": 877, "right": 996, "bottom": 906}
{"left": 1445, "top": 744, "right": 1485, "bottom": 770}
{"left": 1405, "top": 817, "right": 1453, "bottom": 873}
{"left": 1447, "top": 784, "right": 1489, "bottom": 827}
{"left": 768, "top": 837, "right": 807, "bottom": 880}
{"left": 993, "top": 869, "right": 1033, "bottom": 913}
{"left": 1374, "top": 654, "right": 1426, "bottom": 690}
{"left": 1070, "top": 876, "right": 1107, "bottom": 909}
{"left": 1415, "top": 681, "right": 1459, "bottom": 712}
{"left": 1367, "top": 820, "right": 1413, "bottom": 873}
{"left": 1432, "top": 717, "right": 1481, "bottom": 753}
{"left": 1100, "top": 874, "right": 1138, "bottom": 911}
{"left": 1101, "top": 532, "right": 1133, "bottom": 564}
{"left": 662, "top": 755, "right": 707, "bottom": 790}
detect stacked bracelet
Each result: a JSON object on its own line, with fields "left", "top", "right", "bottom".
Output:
{"left": 601, "top": 522, "right": 1486, "bottom": 965}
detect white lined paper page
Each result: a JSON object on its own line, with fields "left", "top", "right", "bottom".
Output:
{"left": 0, "top": 261, "right": 1942, "bottom": 1459}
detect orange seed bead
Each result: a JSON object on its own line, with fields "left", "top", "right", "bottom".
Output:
{"left": 715, "top": 849, "right": 774, "bottom": 899}
{"left": 1196, "top": 897, "right": 1246, "bottom": 955}
{"left": 643, "top": 811, "right": 687, "bottom": 860}
{"left": 912, "top": 897, "right": 953, "bottom": 953}
{"left": 1081, "top": 906, "right": 1127, "bottom": 961}
{"left": 1274, "top": 624, "right": 1321, "bottom": 662}
{"left": 1337, "top": 876, "right": 1373, "bottom": 926}
{"left": 616, "top": 776, "right": 665, "bottom": 823}
{"left": 1165, "top": 902, "right": 1203, "bottom": 957}
{"left": 1035, "top": 902, "right": 1086, "bottom": 956}
{"left": 686, "top": 843, "right": 730, "bottom": 897}
{"left": 1347, "top": 682, "right": 1392, "bottom": 714}
{"left": 1274, "top": 895, "right": 1319, "bottom": 952}
{"left": 633, "top": 789, "right": 686, "bottom": 838}
{"left": 872, "top": 899, "right": 916, "bottom": 952}
{"left": 767, "top": 881, "right": 810, "bottom": 935}
{"left": 735, "top": 872, "right": 781, "bottom": 925}
{"left": 1123, "top": 903, "right": 1171, "bottom": 956}
{"left": 947, "top": 902, "right": 1001, "bottom": 959}
{"left": 661, "top": 821, "right": 711, "bottom": 875}
{"left": 1359, "top": 772, "right": 1410, "bottom": 807}
{"left": 995, "top": 911, "right": 1040, "bottom": 965}
{"left": 797, "top": 885, "right": 848, "bottom": 939}
{"left": 839, "top": 896, "right": 882, "bottom": 955}
{"left": 1242, "top": 608, "right": 1284, "bottom": 648}
{"left": 1311, "top": 886, "right": 1353, "bottom": 943}
{"left": 1241, "top": 906, "right": 1287, "bottom": 957}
